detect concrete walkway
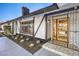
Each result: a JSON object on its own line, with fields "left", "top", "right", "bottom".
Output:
{"left": 43, "top": 42, "right": 79, "bottom": 56}
{"left": 0, "top": 37, "right": 59, "bottom": 56}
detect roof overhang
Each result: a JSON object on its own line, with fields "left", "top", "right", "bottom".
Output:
{"left": 45, "top": 6, "right": 79, "bottom": 16}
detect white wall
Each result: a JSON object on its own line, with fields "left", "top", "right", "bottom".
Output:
{"left": 1, "top": 23, "right": 10, "bottom": 32}
{"left": 47, "top": 16, "right": 52, "bottom": 39}
{"left": 18, "top": 13, "right": 46, "bottom": 39}
{"left": 16, "top": 20, "right": 20, "bottom": 34}
{"left": 34, "top": 14, "right": 45, "bottom": 39}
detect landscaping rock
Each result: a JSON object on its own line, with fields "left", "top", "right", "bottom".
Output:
{"left": 20, "top": 36, "right": 23, "bottom": 38}
{"left": 26, "top": 38, "right": 30, "bottom": 41}
{"left": 15, "top": 37, "right": 17, "bottom": 40}
{"left": 29, "top": 43, "right": 35, "bottom": 48}
{"left": 36, "top": 40, "right": 40, "bottom": 44}
{"left": 20, "top": 39, "right": 24, "bottom": 43}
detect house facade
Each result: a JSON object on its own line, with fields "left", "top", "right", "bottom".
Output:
{"left": 46, "top": 3, "right": 79, "bottom": 51}
{"left": 0, "top": 3, "right": 59, "bottom": 39}
{"left": 0, "top": 3, "right": 79, "bottom": 52}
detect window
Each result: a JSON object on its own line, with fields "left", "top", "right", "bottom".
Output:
{"left": 20, "top": 20, "right": 34, "bottom": 35}
{"left": 0, "top": 28, "right": 2, "bottom": 31}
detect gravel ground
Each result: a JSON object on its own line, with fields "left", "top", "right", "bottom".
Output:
{"left": 0, "top": 37, "right": 59, "bottom": 56}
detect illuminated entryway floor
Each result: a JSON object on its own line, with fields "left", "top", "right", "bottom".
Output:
{"left": 0, "top": 37, "right": 59, "bottom": 56}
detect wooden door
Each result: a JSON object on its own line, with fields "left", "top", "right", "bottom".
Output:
{"left": 52, "top": 17, "right": 68, "bottom": 47}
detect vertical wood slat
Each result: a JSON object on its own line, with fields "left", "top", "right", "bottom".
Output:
{"left": 33, "top": 17, "right": 35, "bottom": 40}
{"left": 51, "top": 17, "right": 53, "bottom": 41}
{"left": 67, "top": 12, "right": 69, "bottom": 48}
{"left": 45, "top": 15, "right": 47, "bottom": 40}
{"left": 73, "top": 9, "right": 75, "bottom": 50}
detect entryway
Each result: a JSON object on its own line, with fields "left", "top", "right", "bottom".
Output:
{"left": 52, "top": 17, "right": 68, "bottom": 47}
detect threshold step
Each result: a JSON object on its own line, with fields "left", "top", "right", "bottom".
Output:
{"left": 42, "top": 42, "right": 79, "bottom": 56}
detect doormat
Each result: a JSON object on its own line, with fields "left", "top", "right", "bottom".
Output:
{"left": 4, "top": 34, "right": 48, "bottom": 54}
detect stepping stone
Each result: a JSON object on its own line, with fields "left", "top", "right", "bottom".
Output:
{"left": 29, "top": 43, "right": 35, "bottom": 48}
{"left": 26, "top": 38, "right": 30, "bottom": 41}
{"left": 20, "top": 39, "right": 24, "bottom": 43}
{"left": 36, "top": 40, "right": 40, "bottom": 44}
{"left": 20, "top": 36, "right": 23, "bottom": 38}
{"left": 15, "top": 37, "right": 17, "bottom": 40}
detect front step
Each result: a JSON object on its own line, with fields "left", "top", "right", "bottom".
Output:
{"left": 42, "top": 41, "right": 79, "bottom": 56}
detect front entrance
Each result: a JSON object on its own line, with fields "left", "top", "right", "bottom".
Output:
{"left": 52, "top": 17, "right": 68, "bottom": 47}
